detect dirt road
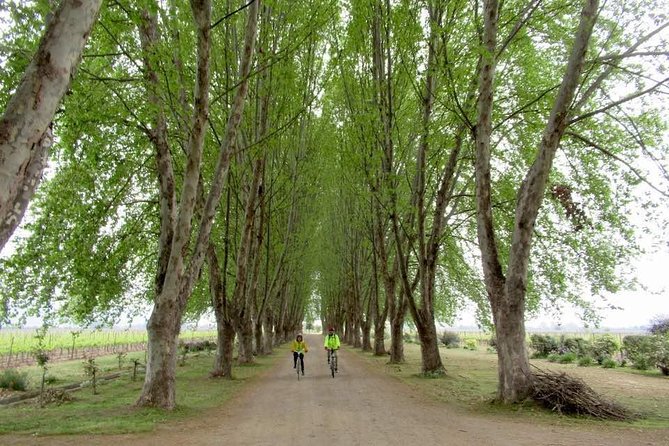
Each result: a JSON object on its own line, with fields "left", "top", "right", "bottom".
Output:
{"left": 3, "top": 334, "right": 668, "bottom": 445}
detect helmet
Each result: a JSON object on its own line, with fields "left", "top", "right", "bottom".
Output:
{"left": 296, "top": 333, "right": 303, "bottom": 339}
{"left": 328, "top": 327, "right": 335, "bottom": 332}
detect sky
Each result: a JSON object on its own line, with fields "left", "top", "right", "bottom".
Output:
{"left": 448, "top": 239, "right": 668, "bottom": 330}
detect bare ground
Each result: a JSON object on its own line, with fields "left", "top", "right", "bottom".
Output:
{"left": 2, "top": 334, "right": 668, "bottom": 446}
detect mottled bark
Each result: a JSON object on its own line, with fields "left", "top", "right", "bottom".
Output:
{"left": 0, "top": 0, "right": 102, "bottom": 251}
{"left": 208, "top": 244, "right": 234, "bottom": 378}
{"left": 231, "top": 159, "right": 264, "bottom": 364}
{"left": 474, "top": 0, "right": 600, "bottom": 403}
{"left": 140, "top": 311, "right": 179, "bottom": 408}
{"left": 389, "top": 302, "right": 406, "bottom": 363}
{"left": 137, "top": 0, "right": 212, "bottom": 410}
{"left": 371, "top": 201, "right": 389, "bottom": 356}
{"left": 361, "top": 284, "right": 373, "bottom": 352}
{"left": 0, "top": 125, "right": 51, "bottom": 249}
{"left": 262, "top": 311, "right": 274, "bottom": 354}
{"left": 139, "top": 9, "right": 177, "bottom": 298}
{"left": 212, "top": 318, "right": 235, "bottom": 378}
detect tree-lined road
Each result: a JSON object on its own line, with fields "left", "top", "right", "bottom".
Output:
{"left": 3, "top": 335, "right": 668, "bottom": 446}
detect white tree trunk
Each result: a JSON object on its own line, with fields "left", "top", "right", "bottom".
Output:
{"left": 0, "top": 0, "right": 102, "bottom": 251}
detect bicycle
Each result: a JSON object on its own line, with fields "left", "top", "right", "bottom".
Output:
{"left": 294, "top": 351, "right": 305, "bottom": 380}
{"left": 327, "top": 348, "right": 338, "bottom": 378}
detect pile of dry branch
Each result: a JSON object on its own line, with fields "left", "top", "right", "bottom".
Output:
{"left": 531, "top": 368, "right": 633, "bottom": 421}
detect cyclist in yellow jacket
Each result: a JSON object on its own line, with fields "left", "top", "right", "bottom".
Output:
{"left": 291, "top": 334, "right": 308, "bottom": 375}
{"left": 323, "top": 327, "right": 340, "bottom": 370}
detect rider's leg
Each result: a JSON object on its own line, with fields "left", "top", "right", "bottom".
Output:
{"left": 299, "top": 352, "right": 305, "bottom": 374}
{"left": 293, "top": 351, "right": 298, "bottom": 368}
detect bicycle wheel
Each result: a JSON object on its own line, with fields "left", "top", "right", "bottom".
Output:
{"left": 330, "top": 352, "right": 336, "bottom": 378}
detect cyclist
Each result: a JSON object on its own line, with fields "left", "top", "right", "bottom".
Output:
{"left": 291, "top": 333, "right": 308, "bottom": 375}
{"left": 323, "top": 327, "right": 340, "bottom": 371}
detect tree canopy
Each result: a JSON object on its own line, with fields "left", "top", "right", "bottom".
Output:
{"left": 0, "top": 0, "right": 667, "bottom": 408}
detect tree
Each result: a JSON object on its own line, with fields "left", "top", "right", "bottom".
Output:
{"left": 649, "top": 316, "right": 669, "bottom": 336}
{"left": 474, "top": 0, "right": 668, "bottom": 402}
{"left": 136, "top": 0, "right": 260, "bottom": 409}
{"left": 0, "top": 0, "right": 103, "bottom": 252}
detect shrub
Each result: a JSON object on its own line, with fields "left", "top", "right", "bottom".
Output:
{"left": 591, "top": 335, "right": 620, "bottom": 364}
{"left": 439, "top": 331, "right": 460, "bottom": 348}
{"left": 116, "top": 351, "right": 127, "bottom": 370}
{"left": 0, "top": 369, "right": 28, "bottom": 391}
{"left": 82, "top": 358, "right": 100, "bottom": 394}
{"left": 547, "top": 353, "right": 560, "bottom": 363}
{"left": 179, "top": 340, "right": 217, "bottom": 353}
{"left": 649, "top": 316, "right": 669, "bottom": 336}
{"left": 402, "top": 333, "right": 414, "bottom": 344}
{"left": 601, "top": 358, "right": 617, "bottom": 368}
{"left": 44, "top": 375, "right": 58, "bottom": 385}
{"left": 578, "top": 356, "right": 594, "bottom": 367}
{"left": 463, "top": 338, "right": 478, "bottom": 351}
{"left": 561, "top": 337, "right": 591, "bottom": 356}
{"left": 488, "top": 336, "right": 497, "bottom": 350}
{"left": 530, "top": 334, "right": 558, "bottom": 358}
{"left": 558, "top": 352, "right": 577, "bottom": 364}
{"left": 623, "top": 335, "right": 654, "bottom": 370}
{"left": 131, "top": 358, "right": 142, "bottom": 381}
{"left": 649, "top": 335, "right": 669, "bottom": 376}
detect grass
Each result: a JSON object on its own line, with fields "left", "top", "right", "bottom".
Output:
{"left": 0, "top": 328, "right": 217, "bottom": 356}
{"left": 350, "top": 341, "right": 669, "bottom": 428}
{"left": 0, "top": 346, "right": 283, "bottom": 435}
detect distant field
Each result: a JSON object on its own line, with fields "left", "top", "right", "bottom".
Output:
{"left": 0, "top": 328, "right": 217, "bottom": 369}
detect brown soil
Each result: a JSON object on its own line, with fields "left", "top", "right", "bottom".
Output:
{"left": 2, "top": 335, "right": 668, "bottom": 446}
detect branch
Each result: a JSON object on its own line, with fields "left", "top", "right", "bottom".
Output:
{"left": 573, "top": 22, "right": 669, "bottom": 111}
{"left": 210, "top": 0, "right": 257, "bottom": 30}
{"left": 497, "top": 0, "right": 543, "bottom": 58}
{"left": 566, "top": 131, "right": 669, "bottom": 198}
{"left": 494, "top": 84, "right": 559, "bottom": 131}
{"left": 596, "top": 51, "right": 669, "bottom": 62}
{"left": 569, "top": 76, "right": 669, "bottom": 125}
{"left": 79, "top": 67, "right": 142, "bottom": 83}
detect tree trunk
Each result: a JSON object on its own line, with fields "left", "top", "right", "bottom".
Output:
{"left": 137, "top": 303, "right": 180, "bottom": 408}
{"left": 263, "top": 312, "right": 274, "bottom": 354}
{"left": 415, "top": 312, "right": 444, "bottom": 374}
{"left": 274, "top": 290, "right": 287, "bottom": 346}
{"left": 0, "top": 0, "right": 102, "bottom": 251}
{"left": 211, "top": 317, "right": 235, "bottom": 378}
{"left": 352, "top": 318, "right": 362, "bottom": 348}
{"left": 236, "top": 320, "right": 255, "bottom": 364}
{"left": 254, "top": 321, "right": 265, "bottom": 355}
{"left": 208, "top": 242, "right": 233, "bottom": 378}
{"left": 373, "top": 321, "right": 386, "bottom": 356}
{"left": 389, "top": 299, "right": 406, "bottom": 363}
{"left": 493, "top": 291, "right": 531, "bottom": 401}
{"left": 362, "top": 326, "right": 372, "bottom": 351}
{"left": 361, "top": 312, "right": 372, "bottom": 352}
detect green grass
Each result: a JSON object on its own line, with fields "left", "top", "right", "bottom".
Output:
{"left": 350, "top": 342, "right": 669, "bottom": 428}
{"left": 0, "top": 328, "right": 217, "bottom": 356}
{"left": 0, "top": 346, "right": 283, "bottom": 435}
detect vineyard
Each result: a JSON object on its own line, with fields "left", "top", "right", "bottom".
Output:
{"left": 0, "top": 328, "right": 216, "bottom": 369}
